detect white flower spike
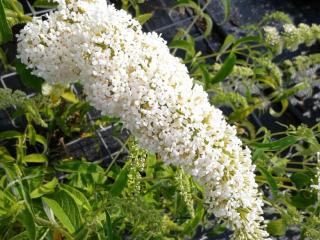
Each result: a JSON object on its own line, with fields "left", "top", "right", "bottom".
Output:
{"left": 17, "top": 0, "right": 270, "bottom": 238}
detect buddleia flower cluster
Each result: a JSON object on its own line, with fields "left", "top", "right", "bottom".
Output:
{"left": 17, "top": 0, "right": 269, "bottom": 238}
{"left": 263, "top": 23, "right": 320, "bottom": 54}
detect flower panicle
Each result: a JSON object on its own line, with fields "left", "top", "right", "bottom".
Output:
{"left": 17, "top": 0, "right": 270, "bottom": 238}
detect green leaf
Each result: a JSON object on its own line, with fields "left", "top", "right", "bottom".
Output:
{"left": 251, "top": 136, "right": 298, "bottom": 151}
{"left": 290, "top": 172, "right": 312, "bottom": 189}
{"left": 257, "top": 166, "right": 278, "bottom": 198}
{"left": 183, "top": 207, "right": 204, "bottom": 235}
{"left": 74, "top": 226, "right": 90, "bottom": 240}
{"left": 22, "top": 154, "right": 48, "bottom": 163}
{"left": 19, "top": 208, "right": 37, "bottom": 240}
{"left": 0, "top": 0, "right": 13, "bottom": 44}
{"left": 55, "top": 160, "right": 105, "bottom": 174}
{"left": 27, "top": 124, "right": 36, "bottom": 146}
{"left": 211, "top": 52, "right": 236, "bottom": 84}
{"left": 273, "top": 82, "right": 309, "bottom": 102}
{"left": 169, "top": 39, "right": 195, "bottom": 56}
{"left": 104, "top": 211, "right": 113, "bottom": 240}
{"left": 60, "top": 184, "right": 91, "bottom": 211}
{"left": 24, "top": 101, "right": 48, "bottom": 127}
{"left": 199, "top": 64, "right": 216, "bottom": 90}
{"left": 15, "top": 59, "right": 44, "bottom": 91}
{"left": 2, "top": 0, "right": 31, "bottom": 27}
{"left": 35, "top": 134, "right": 48, "bottom": 153}
{"left": 110, "top": 162, "right": 130, "bottom": 196}
{"left": 42, "top": 197, "right": 76, "bottom": 233}
{"left": 234, "top": 35, "right": 260, "bottom": 47}
{"left": 267, "top": 219, "right": 286, "bottom": 236}
{"left": 0, "top": 130, "right": 22, "bottom": 140}
{"left": 3, "top": 0, "right": 24, "bottom": 13}
{"left": 291, "top": 190, "right": 317, "bottom": 209}
{"left": 61, "top": 91, "right": 79, "bottom": 103}
{"left": 146, "top": 154, "right": 156, "bottom": 177}
{"left": 8, "top": 231, "right": 29, "bottom": 240}
{"left": 30, "top": 178, "right": 58, "bottom": 198}
{"left": 217, "top": 34, "right": 235, "bottom": 57}
{"left": 0, "top": 146, "right": 15, "bottom": 162}
{"left": 136, "top": 12, "right": 153, "bottom": 25}
{"left": 269, "top": 99, "right": 288, "bottom": 117}
{"left": 208, "top": 224, "right": 227, "bottom": 237}
{"left": 53, "top": 191, "right": 82, "bottom": 231}
{"left": 0, "top": 47, "right": 9, "bottom": 71}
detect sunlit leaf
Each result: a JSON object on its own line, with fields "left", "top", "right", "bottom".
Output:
{"left": 42, "top": 197, "right": 76, "bottom": 233}
{"left": 251, "top": 136, "right": 298, "bottom": 151}
{"left": 211, "top": 52, "right": 236, "bottom": 84}
{"left": 267, "top": 219, "right": 286, "bottom": 236}
{"left": 0, "top": 130, "right": 22, "bottom": 140}
{"left": 54, "top": 191, "right": 82, "bottom": 231}
{"left": 61, "top": 91, "right": 78, "bottom": 103}
{"left": 136, "top": 12, "right": 153, "bottom": 25}
{"left": 110, "top": 162, "right": 131, "bottom": 196}
{"left": 27, "top": 124, "right": 36, "bottom": 146}
{"left": 30, "top": 178, "right": 58, "bottom": 198}
{"left": 22, "top": 154, "right": 48, "bottom": 164}
{"left": 60, "top": 184, "right": 91, "bottom": 211}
